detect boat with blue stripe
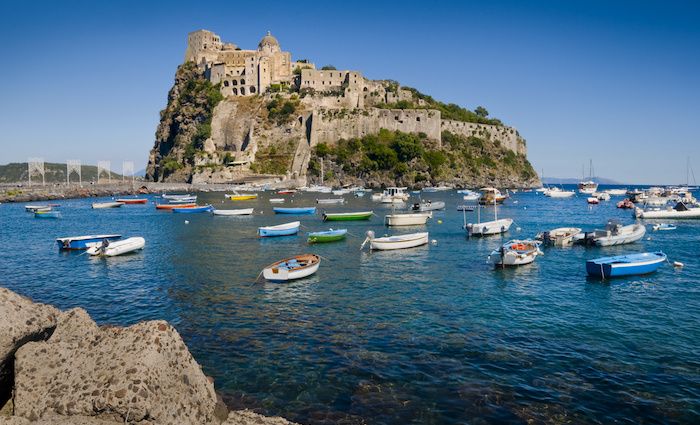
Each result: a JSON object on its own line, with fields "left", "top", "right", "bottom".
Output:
{"left": 258, "top": 221, "right": 300, "bottom": 237}
{"left": 586, "top": 251, "right": 667, "bottom": 279}
{"left": 273, "top": 207, "right": 316, "bottom": 215}
{"left": 34, "top": 210, "right": 61, "bottom": 219}
{"left": 56, "top": 234, "right": 122, "bottom": 250}
{"left": 172, "top": 205, "right": 213, "bottom": 213}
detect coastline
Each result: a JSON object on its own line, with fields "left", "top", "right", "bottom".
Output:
{"left": 0, "top": 286, "right": 298, "bottom": 425}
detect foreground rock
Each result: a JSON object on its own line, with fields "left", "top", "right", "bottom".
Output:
{"left": 0, "top": 288, "right": 298, "bottom": 425}
{"left": 0, "top": 288, "right": 58, "bottom": 404}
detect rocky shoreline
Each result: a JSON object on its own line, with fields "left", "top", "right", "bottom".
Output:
{"left": 0, "top": 287, "right": 298, "bottom": 425}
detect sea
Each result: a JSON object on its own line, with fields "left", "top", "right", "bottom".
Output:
{"left": 1, "top": 185, "right": 698, "bottom": 424}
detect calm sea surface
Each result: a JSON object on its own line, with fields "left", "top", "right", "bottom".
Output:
{"left": 1, "top": 186, "right": 699, "bottom": 424}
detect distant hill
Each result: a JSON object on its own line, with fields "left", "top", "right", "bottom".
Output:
{"left": 542, "top": 176, "right": 622, "bottom": 185}
{"left": 0, "top": 162, "right": 124, "bottom": 184}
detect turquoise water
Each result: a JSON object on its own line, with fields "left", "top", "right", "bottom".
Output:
{"left": 1, "top": 187, "right": 699, "bottom": 424}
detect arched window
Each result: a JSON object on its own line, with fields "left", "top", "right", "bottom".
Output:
{"left": 240, "top": 87, "right": 246, "bottom": 95}
{"left": 232, "top": 80, "right": 238, "bottom": 86}
{"left": 249, "top": 86, "right": 256, "bottom": 93}
{"left": 231, "top": 88, "right": 238, "bottom": 95}
{"left": 240, "top": 79, "right": 246, "bottom": 85}
{"left": 223, "top": 81, "right": 229, "bottom": 87}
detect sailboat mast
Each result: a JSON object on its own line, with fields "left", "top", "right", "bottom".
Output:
{"left": 494, "top": 192, "right": 498, "bottom": 221}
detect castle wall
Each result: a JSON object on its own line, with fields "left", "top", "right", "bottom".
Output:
{"left": 440, "top": 120, "right": 527, "bottom": 155}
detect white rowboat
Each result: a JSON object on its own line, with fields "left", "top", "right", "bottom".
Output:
{"left": 385, "top": 212, "right": 432, "bottom": 226}
{"left": 361, "top": 231, "right": 429, "bottom": 251}
{"left": 212, "top": 208, "right": 254, "bottom": 216}
{"left": 92, "top": 202, "right": 124, "bottom": 209}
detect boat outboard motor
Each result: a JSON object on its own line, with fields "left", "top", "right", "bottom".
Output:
{"left": 360, "top": 230, "right": 375, "bottom": 250}
{"left": 541, "top": 231, "right": 551, "bottom": 245}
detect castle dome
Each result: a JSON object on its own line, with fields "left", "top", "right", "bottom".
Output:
{"left": 258, "top": 31, "right": 280, "bottom": 51}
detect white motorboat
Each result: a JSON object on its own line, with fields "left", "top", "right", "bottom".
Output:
{"left": 380, "top": 187, "right": 410, "bottom": 203}
{"left": 262, "top": 254, "right": 320, "bottom": 282}
{"left": 92, "top": 202, "right": 124, "bottom": 209}
{"left": 269, "top": 198, "right": 285, "bottom": 203}
{"left": 635, "top": 202, "right": 700, "bottom": 219}
{"left": 412, "top": 201, "right": 445, "bottom": 212}
{"left": 212, "top": 208, "right": 254, "bottom": 216}
{"left": 544, "top": 187, "right": 575, "bottom": 198}
{"left": 385, "top": 212, "right": 432, "bottom": 226}
{"left": 86, "top": 237, "right": 145, "bottom": 257}
{"left": 604, "top": 188, "right": 628, "bottom": 196}
{"left": 536, "top": 227, "right": 582, "bottom": 247}
{"left": 464, "top": 197, "right": 512, "bottom": 237}
{"left": 361, "top": 231, "right": 429, "bottom": 251}
{"left": 593, "top": 221, "right": 646, "bottom": 246}
{"left": 461, "top": 191, "right": 480, "bottom": 201}
{"left": 317, "top": 198, "right": 345, "bottom": 205}
{"left": 489, "top": 240, "right": 542, "bottom": 267}
{"left": 371, "top": 193, "right": 383, "bottom": 201}
{"left": 594, "top": 192, "right": 611, "bottom": 201}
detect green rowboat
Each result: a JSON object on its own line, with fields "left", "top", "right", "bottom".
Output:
{"left": 323, "top": 211, "right": 373, "bottom": 221}
{"left": 307, "top": 229, "right": 348, "bottom": 243}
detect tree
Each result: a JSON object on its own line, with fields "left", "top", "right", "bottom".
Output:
{"left": 474, "top": 106, "right": 489, "bottom": 118}
{"left": 321, "top": 65, "right": 337, "bottom": 70}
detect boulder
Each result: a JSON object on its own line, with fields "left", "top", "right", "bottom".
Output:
{"left": 0, "top": 413, "right": 129, "bottom": 424}
{"left": 13, "top": 309, "right": 220, "bottom": 424}
{"left": 224, "top": 410, "right": 300, "bottom": 425}
{"left": 0, "top": 288, "right": 59, "bottom": 403}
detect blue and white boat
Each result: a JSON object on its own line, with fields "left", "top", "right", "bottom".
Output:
{"left": 34, "top": 211, "right": 61, "bottom": 219}
{"left": 586, "top": 251, "right": 667, "bottom": 279}
{"left": 273, "top": 207, "right": 316, "bottom": 215}
{"left": 258, "top": 221, "right": 300, "bottom": 237}
{"left": 56, "top": 234, "right": 122, "bottom": 250}
{"left": 172, "top": 205, "right": 213, "bottom": 213}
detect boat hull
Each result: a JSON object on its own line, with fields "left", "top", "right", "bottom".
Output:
{"left": 273, "top": 207, "right": 316, "bottom": 215}
{"left": 212, "top": 208, "right": 254, "bottom": 216}
{"left": 92, "top": 202, "right": 124, "bottom": 209}
{"left": 262, "top": 255, "right": 320, "bottom": 281}
{"left": 385, "top": 213, "right": 431, "bottom": 226}
{"left": 56, "top": 234, "right": 122, "bottom": 250}
{"left": 586, "top": 252, "right": 666, "bottom": 278}
{"left": 467, "top": 218, "right": 513, "bottom": 236}
{"left": 86, "top": 237, "right": 145, "bottom": 257}
{"left": 369, "top": 232, "right": 429, "bottom": 250}
{"left": 307, "top": 229, "right": 348, "bottom": 243}
{"left": 593, "top": 224, "right": 646, "bottom": 246}
{"left": 323, "top": 211, "right": 373, "bottom": 221}
{"left": 156, "top": 203, "right": 196, "bottom": 210}
{"left": 172, "top": 205, "right": 213, "bottom": 213}
{"left": 115, "top": 199, "right": 148, "bottom": 204}
{"left": 258, "top": 221, "right": 301, "bottom": 237}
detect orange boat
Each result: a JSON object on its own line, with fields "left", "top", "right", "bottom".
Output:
{"left": 116, "top": 198, "right": 148, "bottom": 204}
{"left": 155, "top": 203, "right": 196, "bottom": 210}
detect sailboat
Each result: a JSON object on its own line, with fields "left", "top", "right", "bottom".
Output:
{"left": 578, "top": 160, "right": 598, "bottom": 194}
{"left": 464, "top": 194, "right": 513, "bottom": 236}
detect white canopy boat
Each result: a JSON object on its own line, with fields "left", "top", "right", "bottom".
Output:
{"left": 489, "top": 240, "right": 543, "bottom": 267}
{"left": 464, "top": 197, "right": 512, "bottom": 237}
{"left": 212, "top": 208, "right": 254, "bottom": 216}
{"left": 635, "top": 202, "right": 700, "bottom": 219}
{"left": 536, "top": 227, "right": 582, "bottom": 247}
{"left": 380, "top": 187, "right": 409, "bottom": 203}
{"left": 361, "top": 231, "right": 429, "bottom": 251}
{"left": 92, "top": 202, "right": 124, "bottom": 209}
{"left": 593, "top": 221, "right": 646, "bottom": 246}
{"left": 385, "top": 212, "right": 432, "bottom": 226}
{"left": 86, "top": 237, "right": 145, "bottom": 257}
{"left": 262, "top": 254, "right": 320, "bottom": 282}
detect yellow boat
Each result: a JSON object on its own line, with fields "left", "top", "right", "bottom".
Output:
{"left": 226, "top": 193, "right": 258, "bottom": 201}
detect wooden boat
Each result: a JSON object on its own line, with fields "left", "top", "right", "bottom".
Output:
{"left": 269, "top": 198, "right": 285, "bottom": 203}
{"left": 34, "top": 210, "right": 61, "bottom": 219}
{"left": 258, "top": 221, "right": 301, "bottom": 237}
{"left": 212, "top": 208, "right": 254, "bottom": 216}
{"left": 25, "top": 205, "right": 52, "bottom": 212}
{"left": 115, "top": 198, "right": 148, "bottom": 204}
{"left": 155, "top": 203, "right": 196, "bottom": 210}
{"left": 162, "top": 193, "right": 193, "bottom": 200}
{"left": 92, "top": 202, "right": 124, "bottom": 209}
{"left": 586, "top": 252, "right": 666, "bottom": 279}
{"left": 273, "top": 207, "right": 316, "bottom": 215}
{"left": 172, "top": 205, "right": 213, "bottom": 213}
{"left": 262, "top": 254, "right": 320, "bottom": 282}
{"left": 536, "top": 227, "right": 582, "bottom": 247}
{"left": 226, "top": 193, "right": 258, "bottom": 201}
{"left": 86, "top": 237, "right": 145, "bottom": 257}
{"left": 490, "top": 240, "right": 542, "bottom": 267}
{"left": 56, "top": 234, "right": 121, "bottom": 250}
{"left": 307, "top": 228, "right": 347, "bottom": 243}
{"left": 592, "top": 221, "right": 646, "bottom": 246}
{"left": 478, "top": 187, "right": 507, "bottom": 204}
{"left": 317, "top": 198, "right": 345, "bottom": 205}
{"left": 167, "top": 197, "right": 197, "bottom": 204}
{"left": 361, "top": 230, "right": 429, "bottom": 251}
{"left": 635, "top": 202, "right": 700, "bottom": 219}
{"left": 412, "top": 201, "right": 445, "bottom": 211}
{"left": 323, "top": 211, "right": 373, "bottom": 221}
{"left": 385, "top": 212, "right": 432, "bottom": 226}
{"left": 652, "top": 223, "right": 677, "bottom": 231}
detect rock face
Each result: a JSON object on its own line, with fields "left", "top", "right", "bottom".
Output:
{"left": 0, "top": 288, "right": 58, "bottom": 404}
{"left": 13, "top": 308, "right": 219, "bottom": 424}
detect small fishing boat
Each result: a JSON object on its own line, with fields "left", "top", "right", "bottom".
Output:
{"left": 258, "top": 221, "right": 301, "bottom": 237}
{"left": 115, "top": 198, "right": 148, "bottom": 204}
{"left": 635, "top": 202, "right": 700, "bottom": 219}
{"left": 587, "top": 197, "right": 600, "bottom": 204}
{"left": 479, "top": 187, "right": 507, "bottom": 204}
{"left": 544, "top": 187, "right": 575, "bottom": 198}
{"left": 652, "top": 223, "right": 677, "bottom": 231}
{"left": 380, "top": 187, "right": 410, "bottom": 203}
{"left": 536, "top": 227, "right": 582, "bottom": 247}
{"left": 273, "top": 207, "right": 316, "bottom": 215}
{"left": 167, "top": 197, "right": 197, "bottom": 204}
{"left": 593, "top": 221, "right": 646, "bottom": 246}
{"left": 578, "top": 180, "right": 598, "bottom": 194}
{"left": 465, "top": 199, "right": 512, "bottom": 237}
{"left": 307, "top": 228, "right": 348, "bottom": 243}
{"left": 162, "top": 193, "right": 193, "bottom": 200}
{"left": 361, "top": 231, "right": 429, "bottom": 251}
{"left": 277, "top": 189, "right": 297, "bottom": 195}
{"left": 412, "top": 200, "right": 445, "bottom": 212}
{"left": 34, "top": 210, "right": 61, "bottom": 219}
{"left": 605, "top": 188, "right": 628, "bottom": 196}
{"left": 617, "top": 199, "right": 634, "bottom": 209}
{"left": 155, "top": 203, "right": 196, "bottom": 210}
{"left": 323, "top": 211, "right": 373, "bottom": 221}
{"left": 56, "top": 234, "right": 122, "bottom": 250}
{"left": 172, "top": 205, "right": 213, "bottom": 213}
{"left": 212, "top": 208, "right": 254, "bottom": 216}
{"left": 594, "top": 192, "right": 611, "bottom": 201}
{"left": 262, "top": 254, "right": 321, "bottom": 282}
{"left": 317, "top": 198, "right": 345, "bottom": 205}
{"left": 269, "top": 198, "right": 285, "bottom": 203}
{"left": 332, "top": 189, "right": 351, "bottom": 195}
{"left": 586, "top": 251, "right": 666, "bottom": 279}
{"left": 226, "top": 193, "right": 258, "bottom": 201}
{"left": 86, "top": 237, "right": 145, "bottom": 257}
{"left": 385, "top": 212, "right": 432, "bottom": 226}
{"left": 489, "top": 240, "right": 542, "bottom": 267}
{"left": 354, "top": 191, "right": 365, "bottom": 198}
{"left": 461, "top": 191, "right": 480, "bottom": 202}
{"left": 25, "top": 205, "right": 52, "bottom": 212}
{"left": 92, "top": 202, "right": 124, "bottom": 209}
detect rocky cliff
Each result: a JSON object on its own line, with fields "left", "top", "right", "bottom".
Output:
{"left": 146, "top": 63, "right": 540, "bottom": 188}
{"left": 0, "top": 287, "right": 297, "bottom": 425}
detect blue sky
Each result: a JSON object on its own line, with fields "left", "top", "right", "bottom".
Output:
{"left": 0, "top": 0, "right": 698, "bottom": 184}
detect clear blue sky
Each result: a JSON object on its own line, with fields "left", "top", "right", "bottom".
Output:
{"left": 1, "top": 0, "right": 698, "bottom": 184}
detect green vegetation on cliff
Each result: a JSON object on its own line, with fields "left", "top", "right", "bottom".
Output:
{"left": 309, "top": 129, "right": 536, "bottom": 187}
